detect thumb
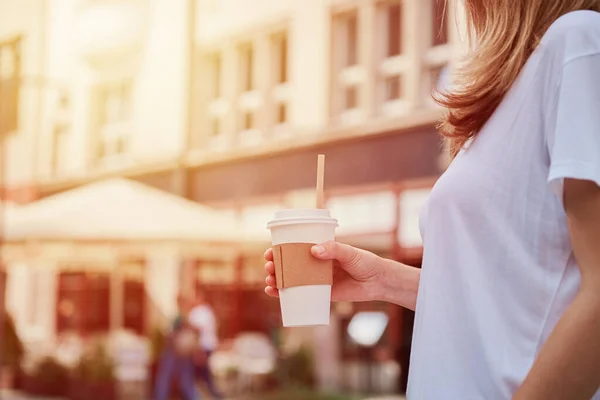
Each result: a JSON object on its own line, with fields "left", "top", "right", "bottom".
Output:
{"left": 311, "top": 241, "right": 362, "bottom": 267}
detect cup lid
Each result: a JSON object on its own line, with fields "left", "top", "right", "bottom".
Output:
{"left": 267, "top": 208, "right": 338, "bottom": 229}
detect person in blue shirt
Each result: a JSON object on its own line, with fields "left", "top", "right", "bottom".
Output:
{"left": 154, "top": 294, "right": 201, "bottom": 400}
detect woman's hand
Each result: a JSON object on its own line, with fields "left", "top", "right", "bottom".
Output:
{"left": 264, "top": 241, "right": 385, "bottom": 303}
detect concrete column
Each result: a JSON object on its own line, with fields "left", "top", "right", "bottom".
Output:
{"left": 405, "top": 0, "right": 426, "bottom": 109}
{"left": 359, "top": 1, "right": 376, "bottom": 118}
{"left": 171, "top": 167, "right": 188, "bottom": 197}
{"left": 37, "top": 264, "right": 58, "bottom": 341}
{"left": 179, "top": 258, "right": 196, "bottom": 299}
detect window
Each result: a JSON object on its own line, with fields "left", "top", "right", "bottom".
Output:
{"left": 205, "top": 52, "right": 224, "bottom": 138}
{"left": 211, "top": 118, "right": 221, "bottom": 137}
{"left": 332, "top": 9, "right": 360, "bottom": 70}
{"left": 386, "top": 2, "right": 402, "bottom": 57}
{"left": 345, "top": 86, "right": 358, "bottom": 110}
{"left": 385, "top": 76, "right": 402, "bottom": 101}
{"left": 332, "top": 10, "right": 364, "bottom": 122}
{"left": 86, "top": 273, "right": 111, "bottom": 333}
{"left": 0, "top": 36, "right": 21, "bottom": 136}
{"left": 276, "top": 103, "right": 287, "bottom": 124}
{"left": 271, "top": 31, "right": 290, "bottom": 134}
{"left": 57, "top": 272, "right": 110, "bottom": 335}
{"left": 242, "top": 254, "right": 269, "bottom": 288}
{"left": 432, "top": 0, "right": 449, "bottom": 47}
{"left": 239, "top": 43, "right": 254, "bottom": 92}
{"left": 190, "top": 257, "right": 281, "bottom": 338}
{"left": 94, "top": 81, "right": 132, "bottom": 166}
{"left": 423, "top": 0, "right": 453, "bottom": 107}
{"left": 123, "top": 279, "right": 145, "bottom": 335}
{"left": 194, "top": 260, "right": 236, "bottom": 339}
{"left": 345, "top": 13, "right": 359, "bottom": 67}
{"left": 273, "top": 33, "right": 288, "bottom": 85}
{"left": 242, "top": 110, "right": 254, "bottom": 130}
{"left": 376, "top": 1, "right": 408, "bottom": 115}
{"left": 208, "top": 53, "right": 222, "bottom": 99}
{"left": 237, "top": 42, "right": 262, "bottom": 144}
{"left": 122, "top": 261, "right": 146, "bottom": 335}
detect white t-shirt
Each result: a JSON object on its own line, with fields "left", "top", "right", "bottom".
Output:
{"left": 409, "top": 11, "right": 600, "bottom": 400}
{"left": 188, "top": 304, "right": 219, "bottom": 351}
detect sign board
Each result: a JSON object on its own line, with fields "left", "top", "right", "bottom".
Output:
{"left": 239, "top": 203, "right": 284, "bottom": 241}
{"left": 327, "top": 191, "right": 396, "bottom": 236}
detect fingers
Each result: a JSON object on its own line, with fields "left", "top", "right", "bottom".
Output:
{"left": 311, "top": 241, "right": 362, "bottom": 265}
{"left": 264, "top": 248, "right": 273, "bottom": 262}
{"left": 264, "top": 260, "right": 278, "bottom": 298}
{"left": 265, "top": 273, "right": 277, "bottom": 288}
{"left": 264, "top": 260, "right": 275, "bottom": 275}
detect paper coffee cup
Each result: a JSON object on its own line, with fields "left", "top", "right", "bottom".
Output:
{"left": 267, "top": 209, "right": 338, "bottom": 327}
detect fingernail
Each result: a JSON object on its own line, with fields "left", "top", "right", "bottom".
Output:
{"left": 312, "top": 245, "right": 325, "bottom": 256}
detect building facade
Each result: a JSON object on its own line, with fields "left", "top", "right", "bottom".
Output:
{"left": 0, "top": 0, "right": 465, "bottom": 393}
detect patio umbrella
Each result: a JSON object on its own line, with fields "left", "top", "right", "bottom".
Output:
{"left": 4, "top": 178, "right": 243, "bottom": 243}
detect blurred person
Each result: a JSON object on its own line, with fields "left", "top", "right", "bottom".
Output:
{"left": 188, "top": 290, "right": 222, "bottom": 399}
{"left": 265, "top": 2, "right": 600, "bottom": 399}
{"left": 154, "top": 294, "right": 201, "bottom": 400}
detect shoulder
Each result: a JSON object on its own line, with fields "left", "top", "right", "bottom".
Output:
{"left": 544, "top": 10, "right": 600, "bottom": 39}
{"left": 541, "top": 11, "right": 600, "bottom": 63}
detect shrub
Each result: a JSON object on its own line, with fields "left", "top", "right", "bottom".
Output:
{"left": 273, "top": 345, "right": 316, "bottom": 389}
{"left": 259, "top": 388, "right": 358, "bottom": 400}
{"left": 1, "top": 312, "right": 24, "bottom": 368}
{"left": 32, "top": 357, "right": 69, "bottom": 386}
{"left": 73, "top": 340, "right": 114, "bottom": 383}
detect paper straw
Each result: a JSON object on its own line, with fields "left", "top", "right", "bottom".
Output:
{"left": 316, "top": 154, "right": 325, "bottom": 209}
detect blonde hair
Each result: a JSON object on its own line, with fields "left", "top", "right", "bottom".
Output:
{"left": 437, "top": 0, "right": 600, "bottom": 157}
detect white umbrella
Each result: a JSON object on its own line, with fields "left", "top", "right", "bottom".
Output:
{"left": 1, "top": 201, "right": 22, "bottom": 237}
{"left": 5, "top": 178, "right": 243, "bottom": 243}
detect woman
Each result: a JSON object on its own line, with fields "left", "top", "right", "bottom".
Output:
{"left": 265, "top": 2, "right": 600, "bottom": 399}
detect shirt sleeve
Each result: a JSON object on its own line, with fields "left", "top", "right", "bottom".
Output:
{"left": 547, "top": 53, "right": 600, "bottom": 201}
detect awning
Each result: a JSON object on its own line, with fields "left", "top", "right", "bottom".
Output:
{"left": 4, "top": 178, "right": 245, "bottom": 243}
{"left": 1, "top": 201, "right": 22, "bottom": 237}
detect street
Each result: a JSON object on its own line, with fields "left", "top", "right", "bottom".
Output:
{"left": 0, "top": 390, "right": 406, "bottom": 400}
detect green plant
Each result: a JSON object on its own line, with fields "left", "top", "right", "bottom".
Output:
{"left": 74, "top": 340, "right": 114, "bottom": 383}
{"left": 32, "top": 357, "right": 69, "bottom": 386}
{"left": 87, "top": 341, "right": 114, "bottom": 382}
{"left": 149, "top": 325, "right": 166, "bottom": 363}
{"left": 257, "top": 388, "right": 358, "bottom": 400}
{"left": 274, "top": 345, "right": 316, "bottom": 389}
{"left": 1, "top": 312, "right": 24, "bottom": 368}
{"left": 270, "top": 327, "right": 283, "bottom": 351}
{"left": 224, "top": 365, "right": 239, "bottom": 379}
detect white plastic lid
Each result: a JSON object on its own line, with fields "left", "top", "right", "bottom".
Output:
{"left": 267, "top": 208, "right": 338, "bottom": 229}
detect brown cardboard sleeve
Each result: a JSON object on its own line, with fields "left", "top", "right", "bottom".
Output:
{"left": 272, "top": 243, "right": 333, "bottom": 289}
